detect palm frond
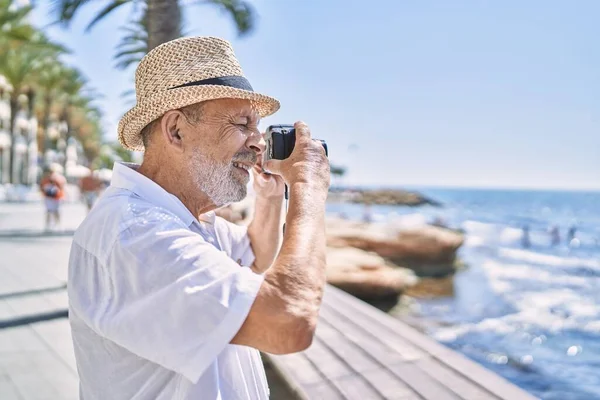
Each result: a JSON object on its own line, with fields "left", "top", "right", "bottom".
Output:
{"left": 113, "top": 45, "right": 146, "bottom": 60}
{"left": 115, "top": 56, "right": 143, "bottom": 70}
{"left": 85, "top": 0, "right": 131, "bottom": 32}
{"left": 120, "top": 88, "right": 136, "bottom": 98}
{"left": 51, "top": 0, "right": 95, "bottom": 27}
{"left": 198, "top": 0, "right": 256, "bottom": 36}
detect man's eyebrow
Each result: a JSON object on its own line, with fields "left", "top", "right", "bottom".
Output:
{"left": 238, "top": 112, "right": 259, "bottom": 122}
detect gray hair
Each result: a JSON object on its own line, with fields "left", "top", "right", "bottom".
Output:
{"left": 140, "top": 102, "right": 206, "bottom": 149}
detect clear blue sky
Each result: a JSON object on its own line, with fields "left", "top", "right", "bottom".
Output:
{"left": 31, "top": 0, "right": 600, "bottom": 190}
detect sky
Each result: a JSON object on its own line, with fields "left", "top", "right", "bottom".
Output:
{"left": 30, "top": 0, "right": 600, "bottom": 190}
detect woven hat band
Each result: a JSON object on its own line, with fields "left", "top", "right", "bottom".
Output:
{"left": 170, "top": 75, "right": 253, "bottom": 91}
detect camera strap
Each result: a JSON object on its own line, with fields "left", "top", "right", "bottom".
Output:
{"left": 283, "top": 184, "right": 289, "bottom": 234}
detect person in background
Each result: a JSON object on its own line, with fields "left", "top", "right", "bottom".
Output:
{"left": 363, "top": 203, "right": 374, "bottom": 223}
{"left": 79, "top": 170, "right": 102, "bottom": 212}
{"left": 567, "top": 225, "right": 577, "bottom": 243}
{"left": 567, "top": 225, "right": 580, "bottom": 248}
{"left": 549, "top": 225, "right": 560, "bottom": 247}
{"left": 40, "top": 165, "right": 66, "bottom": 231}
{"left": 521, "top": 225, "right": 531, "bottom": 248}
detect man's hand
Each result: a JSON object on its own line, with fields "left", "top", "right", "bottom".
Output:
{"left": 246, "top": 146, "right": 285, "bottom": 274}
{"left": 251, "top": 158, "right": 285, "bottom": 199}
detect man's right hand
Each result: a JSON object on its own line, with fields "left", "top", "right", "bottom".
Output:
{"left": 263, "top": 121, "right": 330, "bottom": 192}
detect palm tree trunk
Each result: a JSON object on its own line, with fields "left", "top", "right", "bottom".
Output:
{"left": 62, "top": 106, "right": 71, "bottom": 171}
{"left": 42, "top": 94, "right": 52, "bottom": 154}
{"left": 23, "top": 89, "right": 35, "bottom": 185}
{"left": 8, "top": 95, "right": 18, "bottom": 184}
{"left": 146, "top": 0, "right": 182, "bottom": 51}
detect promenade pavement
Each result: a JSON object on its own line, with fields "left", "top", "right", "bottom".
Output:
{"left": 0, "top": 202, "right": 86, "bottom": 399}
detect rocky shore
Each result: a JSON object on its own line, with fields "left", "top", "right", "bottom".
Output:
{"left": 325, "top": 217, "right": 464, "bottom": 299}
{"left": 216, "top": 203, "right": 465, "bottom": 301}
{"left": 328, "top": 188, "right": 442, "bottom": 207}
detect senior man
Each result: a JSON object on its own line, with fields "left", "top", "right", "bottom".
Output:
{"left": 68, "top": 36, "right": 330, "bottom": 399}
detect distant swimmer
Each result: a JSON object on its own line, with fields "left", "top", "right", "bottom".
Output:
{"left": 521, "top": 225, "right": 531, "bottom": 248}
{"left": 549, "top": 225, "right": 560, "bottom": 246}
{"left": 363, "top": 204, "right": 374, "bottom": 223}
{"left": 567, "top": 225, "right": 577, "bottom": 242}
{"left": 567, "top": 225, "right": 580, "bottom": 248}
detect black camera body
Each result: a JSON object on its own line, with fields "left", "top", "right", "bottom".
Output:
{"left": 264, "top": 124, "right": 328, "bottom": 162}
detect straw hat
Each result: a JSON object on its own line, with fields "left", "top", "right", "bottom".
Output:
{"left": 118, "top": 36, "right": 280, "bottom": 151}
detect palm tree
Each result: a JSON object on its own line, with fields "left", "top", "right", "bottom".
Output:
{"left": 0, "top": 0, "right": 70, "bottom": 183}
{"left": 0, "top": 0, "right": 36, "bottom": 46}
{"left": 0, "top": 47, "right": 49, "bottom": 183}
{"left": 54, "top": 69, "right": 103, "bottom": 169}
{"left": 114, "top": 6, "right": 148, "bottom": 70}
{"left": 35, "top": 58, "right": 69, "bottom": 153}
{"left": 53, "top": 0, "right": 256, "bottom": 59}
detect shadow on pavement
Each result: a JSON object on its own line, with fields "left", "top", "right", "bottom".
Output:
{"left": 0, "top": 284, "right": 67, "bottom": 300}
{"left": 0, "top": 230, "right": 76, "bottom": 238}
{"left": 0, "top": 309, "right": 69, "bottom": 329}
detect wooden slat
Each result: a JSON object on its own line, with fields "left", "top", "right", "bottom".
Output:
{"left": 322, "top": 295, "right": 425, "bottom": 362}
{"left": 324, "top": 285, "right": 537, "bottom": 400}
{"left": 360, "top": 369, "right": 421, "bottom": 400}
{"left": 315, "top": 321, "right": 382, "bottom": 373}
{"left": 390, "top": 363, "right": 460, "bottom": 400}
{"left": 320, "top": 296, "right": 496, "bottom": 399}
{"left": 320, "top": 296, "right": 459, "bottom": 400}
{"left": 304, "top": 338, "right": 383, "bottom": 399}
{"left": 316, "top": 319, "right": 415, "bottom": 399}
{"left": 414, "top": 357, "right": 499, "bottom": 400}
{"left": 302, "top": 381, "right": 346, "bottom": 400}
{"left": 267, "top": 352, "right": 342, "bottom": 400}
{"left": 319, "top": 303, "right": 421, "bottom": 364}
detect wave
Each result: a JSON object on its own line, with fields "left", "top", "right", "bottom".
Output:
{"left": 434, "top": 258, "right": 600, "bottom": 344}
{"left": 497, "top": 248, "right": 600, "bottom": 272}
{"left": 462, "top": 220, "right": 523, "bottom": 246}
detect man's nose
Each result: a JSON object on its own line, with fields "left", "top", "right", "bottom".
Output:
{"left": 246, "top": 131, "right": 266, "bottom": 155}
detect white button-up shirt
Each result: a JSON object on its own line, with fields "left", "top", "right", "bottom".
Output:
{"left": 68, "top": 162, "right": 269, "bottom": 399}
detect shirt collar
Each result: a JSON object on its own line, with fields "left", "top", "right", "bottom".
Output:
{"left": 110, "top": 162, "right": 216, "bottom": 226}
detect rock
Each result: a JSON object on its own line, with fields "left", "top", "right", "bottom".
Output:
{"left": 326, "top": 247, "right": 417, "bottom": 300}
{"left": 326, "top": 218, "right": 464, "bottom": 277}
{"left": 328, "top": 188, "right": 441, "bottom": 207}
{"left": 403, "top": 275, "right": 455, "bottom": 298}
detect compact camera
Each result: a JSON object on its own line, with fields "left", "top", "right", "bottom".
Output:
{"left": 263, "top": 124, "right": 328, "bottom": 162}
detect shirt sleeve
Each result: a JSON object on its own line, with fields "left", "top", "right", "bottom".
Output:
{"left": 93, "top": 215, "right": 264, "bottom": 384}
{"left": 215, "top": 217, "right": 256, "bottom": 268}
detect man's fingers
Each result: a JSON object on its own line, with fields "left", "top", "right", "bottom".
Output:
{"left": 294, "top": 121, "right": 311, "bottom": 141}
{"left": 251, "top": 164, "right": 262, "bottom": 178}
{"left": 263, "top": 159, "right": 282, "bottom": 175}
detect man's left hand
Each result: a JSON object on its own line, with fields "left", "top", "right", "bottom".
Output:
{"left": 252, "top": 160, "right": 285, "bottom": 199}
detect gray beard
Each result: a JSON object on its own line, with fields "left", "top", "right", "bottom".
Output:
{"left": 190, "top": 151, "right": 247, "bottom": 207}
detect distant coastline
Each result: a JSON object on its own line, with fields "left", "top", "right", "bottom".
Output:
{"left": 328, "top": 187, "right": 442, "bottom": 207}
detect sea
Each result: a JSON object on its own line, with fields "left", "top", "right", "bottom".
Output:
{"left": 326, "top": 188, "right": 600, "bottom": 400}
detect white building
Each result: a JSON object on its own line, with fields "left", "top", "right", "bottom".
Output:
{"left": 0, "top": 77, "right": 41, "bottom": 186}
{"left": 0, "top": 76, "right": 13, "bottom": 184}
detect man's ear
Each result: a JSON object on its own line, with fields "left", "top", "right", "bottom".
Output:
{"left": 160, "top": 110, "right": 185, "bottom": 151}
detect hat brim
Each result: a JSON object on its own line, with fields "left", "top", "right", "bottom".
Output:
{"left": 118, "top": 85, "right": 280, "bottom": 151}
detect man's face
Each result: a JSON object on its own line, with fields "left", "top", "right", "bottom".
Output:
{"left": 180, "top": 98, "right": 263, "bottom": 206}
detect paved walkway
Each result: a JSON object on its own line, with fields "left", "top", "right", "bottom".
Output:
{"left": 0, "top": 202, "right": 86, "bottom": 399}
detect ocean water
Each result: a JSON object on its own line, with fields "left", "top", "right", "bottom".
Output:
{"left": 327, "top": 188, "right": 600, "bottom": 400}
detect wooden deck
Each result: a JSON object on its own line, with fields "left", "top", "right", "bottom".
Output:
{"left": 265, "top": 285, "right": 537, "bottom": 400}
